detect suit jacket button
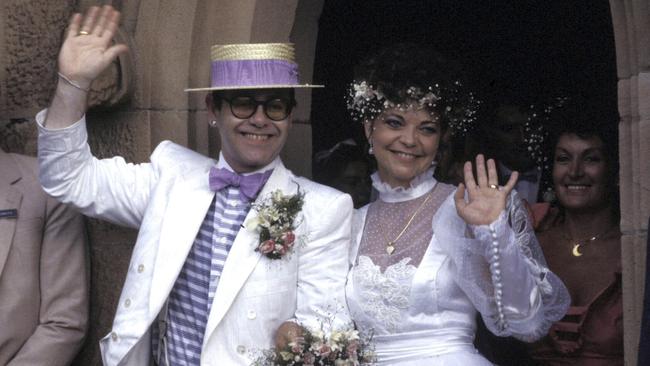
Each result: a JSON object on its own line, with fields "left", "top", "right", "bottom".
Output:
{"left": 247, "top": 310, "right": 256, "bottom": 319}
{"left": 124, "top": 299, "right": 131, "bottom": 308}
{"left": 137, "top": 264, "right": 145, "bottom": 273}
{"left": 237, "top": 345, "right": 246, "bottom": 354}
{"left": 111, "top": 332, "right": 118, "bottom": 341}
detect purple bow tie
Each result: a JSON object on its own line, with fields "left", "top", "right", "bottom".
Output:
{"left": 209, "top": 167, "right": 272, "bottom": 202}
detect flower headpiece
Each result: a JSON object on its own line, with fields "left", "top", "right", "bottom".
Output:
{"left": 346, "top": 80, "right": 481, "bottom": 135}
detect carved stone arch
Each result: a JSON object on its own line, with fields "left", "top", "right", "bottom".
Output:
{"left": 609, "top": 0, "right": 650, "bottom": 364}
{"left": 14, "top": 1, "right": 650, "bottom": 365}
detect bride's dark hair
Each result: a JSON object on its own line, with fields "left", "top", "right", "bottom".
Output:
{"left": 352, "top": 43, "right": 473, "bottom": 132}
{"left": 349, "top": 43, "right": 478, "bottom": 183}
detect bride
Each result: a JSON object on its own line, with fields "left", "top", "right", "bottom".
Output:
{"left": 344, "top": 44, "right": 570, "bottom": 365}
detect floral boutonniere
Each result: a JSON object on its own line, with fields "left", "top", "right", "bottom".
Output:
{"left": 245, "top": 187, "right": 305, "bottom": 259}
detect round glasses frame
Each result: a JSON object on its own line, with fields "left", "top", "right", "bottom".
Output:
{"left": 223, "top": 96, "right": 294, "bottom": 122}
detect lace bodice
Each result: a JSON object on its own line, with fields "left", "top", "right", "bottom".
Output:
{"left": 352, "top": 256, "right": 416, "bottom": 332}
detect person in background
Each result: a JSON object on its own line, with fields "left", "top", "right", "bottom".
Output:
{"left": 0, "top": 148, "right": 88, "bottom": 365}
{"left": 313, "top": 139, "right": 372, "bottom": 208}
{"left": 528, "top": 100, "right": 622, "bottom": 365}
{"left": 470, "top": 92, "right": 550, "bottom": 205}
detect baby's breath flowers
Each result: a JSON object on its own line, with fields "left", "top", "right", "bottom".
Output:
{"left": 346, "top": 80, "right": 480, "bottom": 136}
{"left": 245, "top": 188, "right": 305, "bottom": 260}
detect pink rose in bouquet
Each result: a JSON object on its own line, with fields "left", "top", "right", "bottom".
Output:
{"left": 277, "top": 243, "right": 288, "bottom": 256}
{"left": 281, "top": 231, "right": 296, "bottom": 247}
{"left": 318, "top": 344, "right": 332, "bottom": 358}
{"left": 302, "top": 351, "right": 315, "bottom": 366}
{"left": 346, "top": 340, "right": 359, "bottom": 359}
{"left": 291, "top": 341, "right": 304, "bottom": 354}
{"left": 258, "top": 239, "right": 276, "bottom": 254}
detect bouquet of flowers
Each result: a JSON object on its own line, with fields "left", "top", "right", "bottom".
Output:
{"left": 245, "top": 188, "right": 305, "bottom": 260}
{"left": 252, "top": 327, "right": 375, "bottom": 366}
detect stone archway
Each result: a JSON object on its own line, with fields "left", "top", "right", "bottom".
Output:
{"left": 0, "top": 1, "right": 647, "bottom": 365}
{"left": 609, "top": 1, "right": 650, "bottom": 364}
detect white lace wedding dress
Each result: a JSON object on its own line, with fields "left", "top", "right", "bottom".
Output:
{"left": 345, "top": 170, "right": 570, "bottom": 365}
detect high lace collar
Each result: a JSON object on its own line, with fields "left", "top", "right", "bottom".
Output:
{"left": 371, "top": 167, "right": 437, "bottom": 203}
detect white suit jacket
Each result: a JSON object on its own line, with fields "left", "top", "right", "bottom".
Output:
{"left": 36, "top": 113, "right": 352, "bottom": 366}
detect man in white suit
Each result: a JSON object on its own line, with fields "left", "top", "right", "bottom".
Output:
{"left": 37, "top": 6, "right": 352, "bottom": 366}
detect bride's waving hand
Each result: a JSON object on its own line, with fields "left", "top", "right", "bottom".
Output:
{"left": 455, "top": 154, "right": 519, "bottom": 226}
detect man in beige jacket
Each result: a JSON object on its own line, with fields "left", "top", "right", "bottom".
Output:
{"left": 0, "top": 148, "right": 88, "bottom": 365}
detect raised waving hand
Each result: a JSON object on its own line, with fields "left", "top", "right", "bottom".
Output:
{"left": 454, "top": 154, "right": 518, "bottom": 226}
{"left": 45, "top": 5, "right": 127, "bottom": 129}
{"left": 59, "top": 5, "right": 127, "bottom": 89}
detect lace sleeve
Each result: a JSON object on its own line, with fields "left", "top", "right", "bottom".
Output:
{"left": 433, "top": 190, "right": 570, "bottom": 342}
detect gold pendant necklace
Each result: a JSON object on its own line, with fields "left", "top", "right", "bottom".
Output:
{"left": 385, "top": 191, "right": 433, "bottom": 255}
{"left": 570, "top": 238, "right": 596, "bottom": 257}
{"left": 565, "top": 226, "right": 616, "bottom": 257}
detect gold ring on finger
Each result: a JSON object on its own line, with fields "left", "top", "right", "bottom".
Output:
{"left": 79, "top": 30, "right": 90, "bottom": 36}
{"left": 488, "top": 184, "right": 499, "bottom": 189}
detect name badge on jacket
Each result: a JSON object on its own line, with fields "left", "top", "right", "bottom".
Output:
{"left": 0, "top": 209, "right": 18, "bottom": 219}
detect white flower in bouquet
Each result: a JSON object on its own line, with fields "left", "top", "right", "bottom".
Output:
{"left": 244, "top": 216, "right": 262, "bottom": 232}
{"left": 311, "top": 329, "right": 325, "bottom": 342}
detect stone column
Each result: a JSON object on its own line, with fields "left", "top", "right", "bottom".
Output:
{"left": 609, "top": 0, "right": 650, "bottom": 364}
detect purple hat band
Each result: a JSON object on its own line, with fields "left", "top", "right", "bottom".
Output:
{"left": 211, "top": 59, "right": 299, "bottom": 88}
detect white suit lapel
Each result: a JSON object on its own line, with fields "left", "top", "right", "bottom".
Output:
{"left": 348, "top": 206, "right": 368, "bottom": 265}
{"left": 148, "top": 167, "right": 215, "bottom": 315}
{"left": 203, "top": 162, "right": 294, "bottom": 343}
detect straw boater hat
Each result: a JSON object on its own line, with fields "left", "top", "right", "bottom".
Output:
{"left": 185, "top": 43, "right": 323, "bottom": 92}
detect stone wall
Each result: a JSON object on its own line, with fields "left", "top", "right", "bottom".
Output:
{"left": 2, "top": 1, "right": 648, "bottom": 365}
{"left": 609, "top": 1, "right": 650, "bottom": 364}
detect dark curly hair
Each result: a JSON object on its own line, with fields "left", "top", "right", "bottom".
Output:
{"left": 543, "top": 97, "right": 620, "bottom": 215}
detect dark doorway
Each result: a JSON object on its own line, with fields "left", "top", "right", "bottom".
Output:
{"left": 310, "top": 1, "right": 617, "bottom": 155}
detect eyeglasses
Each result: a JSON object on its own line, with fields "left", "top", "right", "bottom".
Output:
{"left": 223, "top": 96, "right": 294, "bottom": 121}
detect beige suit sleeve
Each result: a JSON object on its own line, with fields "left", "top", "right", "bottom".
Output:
{"left": 8, "top": 196, "right": 88, "bottom": 366}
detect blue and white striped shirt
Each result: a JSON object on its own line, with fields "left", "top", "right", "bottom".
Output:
{"left": 153, "top": 155, "right": 276, "bottom": 365}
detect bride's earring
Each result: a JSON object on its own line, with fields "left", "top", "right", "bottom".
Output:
{"left": 209, "top": 120, "right": 218, "bottom": 128}
{"left": 368, "top": 140, "right": 374, "bottom": 155}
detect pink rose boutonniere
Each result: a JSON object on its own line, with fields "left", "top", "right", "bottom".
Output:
{"left": 245, "top": 188, "right": 305, "bottom": 260}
